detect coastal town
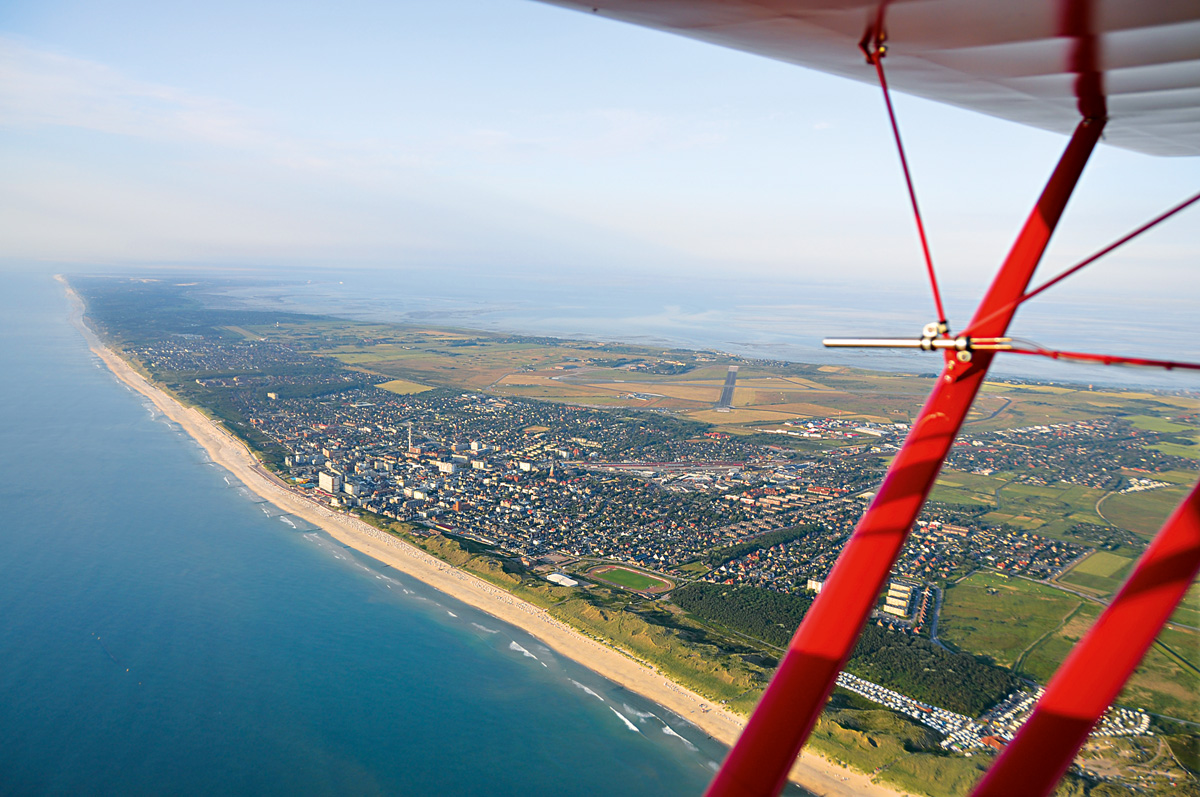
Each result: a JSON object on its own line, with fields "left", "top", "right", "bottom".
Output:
{"left": 78, "top": 276, "right": 1200, "bottom": 795}
{"left": 240, "top": 384, "right": 1105, "bottom": 596}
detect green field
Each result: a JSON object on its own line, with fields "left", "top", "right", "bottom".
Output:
{"left": 929, "top": 472, "right": 1007, "bottom": 507}
{"left": 1058, "top": 557, "right": 1134, "bottom": 595}
{"left": 939, "top": 571, "right": 1082, "bottom": 670}
{"left": 1127, "top": 412, "right": 1200, "bottom": 460}
{"left": 930, "top": 470, "right": 1115, "bottom": 536}
{"left": 1060, "top": 557, "right": 1200, "bottom": 628}
{"left": 944, "top": 571, "right": 1200, "bottom": 721}
{"left": 1173, "top": 583, "right": 1200, "bottom": 629}
{"left": 1101, "top": 486, "right": 1195, "bottom": 536}
{"left": 1128, "top": 415, "right": 1195, "bottom": 434}
{"left": 1154, "top": 442, "right": 1200, "bottom": 460}
{"left": 1156, "top": 469, "right": 1200, "bottom": 486}
{"left": 1058, "top": 549, "right": 1140, "bottom": 597}
{"left": 1073, "top": 551, "right": 1132, "bottom": 578}
{"left": 586, "top": 565, "right": 673, "bottom": 593}
{"left": 1021, "top": 603, "right": 1200, "bottom": 722}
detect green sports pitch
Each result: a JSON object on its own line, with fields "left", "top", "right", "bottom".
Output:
{"left": 586, "top": 565, "right": 674, "bottom": 593}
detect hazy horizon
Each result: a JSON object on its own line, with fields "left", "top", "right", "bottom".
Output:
{"left": 55, "top": 266, "right": 1200, "bottom": 391}
{"left": 4, "top": 0, "right": 1198, "bottom": 389}
{"left": 3, "top": 1, "right": 1198, "bottom": 299}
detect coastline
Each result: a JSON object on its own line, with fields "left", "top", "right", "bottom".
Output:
{"left": 60, "top": 277, "right": 909, "bottom": 797}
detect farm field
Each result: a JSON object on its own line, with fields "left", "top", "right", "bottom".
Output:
{"left": 1128, "top": 414, "right": 1196, "bottom": 434}
{"left": 1070, "top": 551, "right": 1131, "bottom": 578}
{"left": 375, "top": 379, "right": 432, "bottom": 395}
{"left": 985, "top": 482, "right": 1109, "bottom": 537}
{"left": 1058, "top": 551, "right": 1135, "bottom": 595}
{"left": 928, "top": 471, "right": 1009, "bottom": 507}
{"left": 1154, "top": 441, "right": 1200, "bottom": 459}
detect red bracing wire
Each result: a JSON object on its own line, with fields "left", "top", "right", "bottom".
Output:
{"left": 1008, "top": 346, "right": 1200, "bottom": 371}
{"left": 965, "top": 190, "right": 1200, "bottom": 337}
{"left": 871, "top": 50, "right": 948, "bottom": 328}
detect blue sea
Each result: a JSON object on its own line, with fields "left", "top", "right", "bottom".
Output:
{"left": 0, "top": 273, "right": 807, "bottom": 795}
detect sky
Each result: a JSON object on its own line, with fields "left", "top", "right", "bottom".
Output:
{"left": 2, "top": 0, "right": 1198, "bottom": 307}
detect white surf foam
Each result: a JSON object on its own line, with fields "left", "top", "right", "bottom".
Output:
{"left": 508, "top": 641, "right": 539, "bottom": 661}
{"left": 610, "top": 708, "right": 641, "bottom": 733}
{"left": 572, "top": 680, "right": 605, "bottom": 702}
{"left": 661, "top": 723, "right": 698, "bottom": 751}
{"left": 447, "top": 611, "right": 457, "bottom": 618}
{"left": 471, "top": 623, "right": 498, "bottom": 634}
{"left": 623, "top": 705, "right": 656, "bottom": 720}
{"left": 279, "top": 516, "right": 296, "bottom": 528}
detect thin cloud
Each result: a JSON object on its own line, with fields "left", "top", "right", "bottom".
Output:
{"left": 0, "top": 36, "right": 269, "bottom": 147}
{"left": 0, "top": 37, "right": 445, "bottom": 184}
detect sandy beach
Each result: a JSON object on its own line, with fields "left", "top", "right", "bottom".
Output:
{"left": 61, "top": 276, "right": 909, "bottom": 797}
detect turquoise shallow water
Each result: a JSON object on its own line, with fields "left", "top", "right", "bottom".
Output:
{"left": 0, "top": 273, "right": 806, "bottom": 796}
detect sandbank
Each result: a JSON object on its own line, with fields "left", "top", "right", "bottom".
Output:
{"left": 61, "top": 276, "right": 910, "bottom": 797}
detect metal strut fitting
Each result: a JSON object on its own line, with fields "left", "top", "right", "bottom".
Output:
{"left": 823, "top": 323, "right": 1012, "bottom": 364}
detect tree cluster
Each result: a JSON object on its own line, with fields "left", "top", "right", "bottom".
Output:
{"left": 673, "top": 582, "right": 812, "bottom": 648}
{"left": 705, "top": 524, "right": 820, "bottom": 567}
{"left": 847, "top": 626, "right": 1017, "bottom": 716}
{"left": 673, "top": 583, "right": 1016, "bottom": 716}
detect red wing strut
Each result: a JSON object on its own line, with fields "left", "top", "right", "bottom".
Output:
{"left": 973, "top": 480, "right": 1200, "bottom": 796}
{"left": 531, "top": 3, "right": 1200, "bottom": 795}
{"left": 705, "top": 116, "right": 1105, "bottom": 797}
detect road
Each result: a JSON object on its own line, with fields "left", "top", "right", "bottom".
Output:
{"left": 928, "top": 586, "right": 951, "bottom": 651}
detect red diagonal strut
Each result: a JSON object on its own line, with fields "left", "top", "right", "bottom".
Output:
{"left": 973, "top": 479, "right": 1200, "bottom": 797}
{"left": 706, "top": 116, "right": 1106, "bottom": 797}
